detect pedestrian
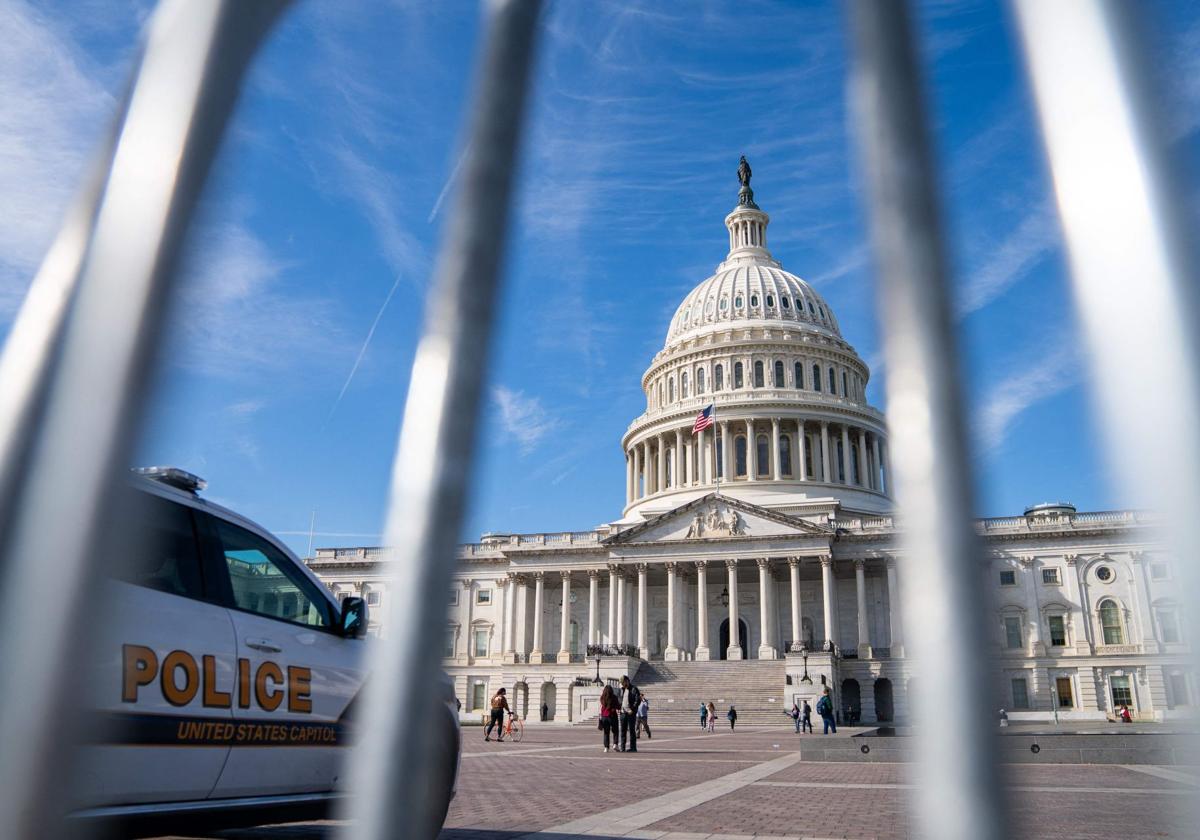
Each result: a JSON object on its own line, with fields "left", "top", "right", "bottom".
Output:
{"left": 700, "top": 702, "right": 708, "bottom": 730}
{"left": 618, "top": 675, "right": 641, "bottom": 752}
{"left": 706, "top": 701, "right": 717, "bottom": 733}
{"left": 727, "top": 705, "right": 738, "bottom": 731}
{"left": 484, "top": 687, "right": 510, "bottom": 742}
{"left": 1120, "top": 704, "right": 1133, "bottom": 723}
{"left": 637, "top": 694, "right": 652, "bottom": 739}
{"left": 816, "top": 687, "right": 836, "bottom": 735}
{"left": 598, "top": 684, "right": 618, "bottom": 752}
{"left": 541, "top": 702, "right": 549, "bottom": 722}
{"left": 790, "top": 702, "right": 801, "bottom": 734}
{"left": 801, "top": 700, "right": 813, "bottom": 734}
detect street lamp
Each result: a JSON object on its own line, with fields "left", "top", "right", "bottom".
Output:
{"left": 718, "top": 586, "right": 729, "bottom": 607}
{"left": 592, "top": 653, "right": 602, "bottom": 685}
{"left": 800, "top": 651, "right": 813, "bottom": 684}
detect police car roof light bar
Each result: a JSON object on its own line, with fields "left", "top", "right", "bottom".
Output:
{"left": 132, "top": 466, "right": 207, "bottom": 493}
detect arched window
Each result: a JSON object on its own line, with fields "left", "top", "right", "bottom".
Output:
{"left": 697, "top": 367, "right": 706, "bottom": 394}
{"left": 750, "top": 294, "right": 759, "bottom": 307}
{"left": 720, "top": 297, "right": 728, "bottom": 310}
{"left": 794, "top": 361, "right": 804, "bottom": 389}
{"left": 735, "top": 436, "right": 748, "bottom": 477}
{"left": 766, "top": 294, "right": 775, "bottom": 308}
{"left": 851, "top": 445, "right": 860, "bottom": 484}
{"left": 782, "top": 297, "right": 791, "bottom": 309}
{"left": 828, "top": 367, "right": 837, "bottom": 394}
{"left": 842, "top": 371, "right": 849, "bottom": 397}
{"left": 753, "top": 360, "right": 764, "bottom": 388}
{"left": 716, "top": 433, "right": 724, "bottom": 478}
{"left": 735, "top": 295, "right": 744, "bottom": 308}
{"left": 681, "top": 371, "right": 689, "bottom": 398}
{"left": 774, "top": 360, "right": 785, "bottom": 387}
{"left": 813, "top": 364, "right": 822, "bottom": 392}
{"left": 1100, "top": 599, "right": 1124, "bottom": 645}
{"left": 756, "top": 435, "right": 770, "bottom": 477}
{"left": 669, "top": 378, "right": 675, "bottom": 402}
{"left": 658, "top": 382, "right": 664, "bottom": 406}
{"left": 734, "top": 362, "right": 744, "bottom": 388}
{"left": 715, "top": 364, "right": 724, "bottom": 390}
{"left": 666, "top": 452, "right": 673, "bottom": 487}
{"left": 781, "top": 434, "right": 793, "bottom": 476}
{"left": 837, "top": 440, "right": 845, "bottom": 482}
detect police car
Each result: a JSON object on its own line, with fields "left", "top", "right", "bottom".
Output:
{"left": 70, "top": 467, "right": 460, "bottom": 837}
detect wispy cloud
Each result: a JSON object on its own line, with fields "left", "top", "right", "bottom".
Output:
{"left": 956, "top": 202, "right": 1058, "bottom": 317}
{"left": 492, "top": 386, "right": 559, "bottom": 454}
{"left": 975, "top": 342, "right": 1079, "bottom": 453}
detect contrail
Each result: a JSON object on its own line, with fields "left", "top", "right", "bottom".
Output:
{"left": 428, "top": 145, "right": 470, "bottom": 223}
{"left": 325, "top": 270, "right": 404, "bottom": 427}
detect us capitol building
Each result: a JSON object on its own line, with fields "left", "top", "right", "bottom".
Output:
{"left": 307, "top": 162, "right": 1192, "bottom": 727}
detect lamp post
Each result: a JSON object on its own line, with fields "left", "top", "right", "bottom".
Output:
{"left": 592, "top": 653, "right": 602, "bottom": 685}
{"left": 800, "top": 651, "right": 813, "bottom": 684}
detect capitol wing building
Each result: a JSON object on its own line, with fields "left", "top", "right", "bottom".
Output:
{"left": 308, "top": 168, "right": 1193, "bottom": 727}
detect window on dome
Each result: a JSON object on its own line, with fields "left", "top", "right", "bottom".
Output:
{"left": 766, "top": 295, "right": 774, "bottom": 308}
{"left": 706, "top": 301, "right": 714, "bottom": 315}
{"left": 658, "top": 382, "right": 664, "bottom": 406}
{"left": 734, "top": 362, "right": 744, "bottom": 389}
{"left": 781, "top": 297, "right": 790, "bottom": 309}
{"left": 807, "top": 301, "right": 815, "bottom": 315}
{"left": 716, "top": 433, "right": 724, "bottom": 478}
{"left": 735, "top": 436, "right": 747, "bottom": 477}
{"left": 828, "top": 367, "right": 837, "bottom": 394}
{"left": 668, "top": 378, "right": 675, "bottom": 403}
{"left": 697, "top": 368, "right": 706, "bottom": 394}
{"left": 812, "top": 364, "right": 822, "bottom": 392}
{"left": 836, "top": 440, "right": 845, "bottom": 482}
{"left": 750, "top": 294, "right": 759, "bottom": 307}
{"left": 665, "top": 454, "right": 672, "bottom": 488}
{"left": 851, "top": 446, "right": 860, "bottom": 485}
{"left": 756, "top": 435, "right": 770, "bottom": 477}
{"left": 735, "top": 296, "right": 744, "bottom": 308}
{"left": 681, "top": 372, "right": 689, "bottom": 399}
{"left": 773, "top": 360, "right": 784, "bottom": 387}
{"left": 781, "top": 435, "right": 793, "bottom": 476}
{"left": 753, "top": 361, "right": 764, "bottom": 388}
{"left": 794, "top": 362, "right": 804, "bottom": 389}
{"left": 819, "top": 305, "right": 826, "bottom": 319}
{"left": 715, "top": 364, "right": 724, "bottom": 390}
{"left": 720, "top": 298, "right": 728, "bottom": 311}
{"left": 842, "top": 371, "right": 849, "bottom": 397}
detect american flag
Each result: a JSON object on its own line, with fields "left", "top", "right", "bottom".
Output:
{"left": 692, "top": 404, "right": 714, "bottom": 434}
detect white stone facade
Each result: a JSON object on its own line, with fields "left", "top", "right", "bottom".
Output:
{"left": 306, "top": 172, "right": 1193, "bottom": 726}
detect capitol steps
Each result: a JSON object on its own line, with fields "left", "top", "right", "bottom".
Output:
{"left": 631, "top": 660, "right": 791, "bottom": 727}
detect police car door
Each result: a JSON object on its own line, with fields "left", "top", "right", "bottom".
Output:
{"left": 79, "top": 490, "right": 237, "bottom": 807}
{"left": 199, "top": 513, "right": 362, "bottom": 797}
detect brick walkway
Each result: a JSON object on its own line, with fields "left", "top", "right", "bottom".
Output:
{"left": 151, "top": 725, "right": 1198, "bottom": 839}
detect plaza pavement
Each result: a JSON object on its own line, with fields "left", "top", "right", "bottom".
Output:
{"left": 153, "top": 724, "right": 1200, "bottom": 839}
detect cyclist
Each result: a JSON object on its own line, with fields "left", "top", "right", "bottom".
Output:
{"left": 485, "top": 687, "right": 510, "bottom": 742}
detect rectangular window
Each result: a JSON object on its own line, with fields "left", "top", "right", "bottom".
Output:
{"left": 1048, "top": 615, "right": 1067, "bottom": 646}
{"left": 999, "top": 570, "right": 1016, "bottom": 586}
{"left": 476, "top": 589, "right": 492, "bottom": 605}
{"left": 1159, "top": 610, "right": 1181, "bottom": 644}
{"left": 449, "top": 589, "right": 459, "bottom": 606}
{"left": 1042, "top": 568, "right": 1061, "bottom": 585}
{"left": 473, "top": 629, "right": 489, "bottom": 657}
{"left": 471, "top": 682, "right": 486, "bottom": 710}
{"left": 1004, "top": 616, "right": 1023, "bottom": 650}
{"left": 1110, "top": 675, "right": 1132, "bottom": 709}
{"left": 1150, "top": 562, "right": 1170, "bottom": 580}
{"left": 443, "top": 631, "right": 456, "bottom": 658}
{"left": 366, "top": 591, "right": 381, "bottom": 607}
{"left": 1168, "top": 672, "right": 1190, "bottom": 708}
{"left": 753, "top": 361, "right": 764, "bottom": 388}
{"left": 1056, "top": 677, "right": 1074, "bottom": 708}
{"left": 1011, "top": 678, "right": 1030, "bottom": 710}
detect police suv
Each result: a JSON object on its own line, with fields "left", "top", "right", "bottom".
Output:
{"left": 71, "top": 467, "right": 460, "bottom": 837}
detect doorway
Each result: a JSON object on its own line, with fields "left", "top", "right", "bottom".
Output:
{"left": 718, "top": 618, "right": 749, "bottom": 659}
{"left": 874, "top": 678, "right": 894, "bottom": 722}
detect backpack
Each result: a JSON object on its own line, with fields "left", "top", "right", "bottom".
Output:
{"left": 816, "top": 696, "right": 830, "bottom": 716}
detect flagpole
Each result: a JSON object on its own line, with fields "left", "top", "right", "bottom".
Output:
{"left": 713, "top": 398, "right": 720, "bottom": 497}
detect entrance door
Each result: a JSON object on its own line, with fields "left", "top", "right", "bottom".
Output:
{"left": 841, "top": 679, "right": 861, "bottom": 723}
{"left": 718, "top": 618, "right": 749, "bottom": 659}
{"left": 874, "top": 678, "right": 894, "bottom": 722}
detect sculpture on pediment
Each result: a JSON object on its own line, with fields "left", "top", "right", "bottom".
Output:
{"left": 685, "top": 511, "right": 705, "bottom": 538}
{"left": 689, "top": 503, "right": 748, "bottom": 538}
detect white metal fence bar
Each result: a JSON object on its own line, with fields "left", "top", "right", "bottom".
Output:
{"left": 338, "top": 2, "right": 542, "bottom": 839}
{"left": 0, "top": 2, "right": 289, "bottom": 836}
{"left": 847, "top": 3, "right": 1008, "bottom": 839}
{"left": 1013, "top": 0, "right": 1200, "bottom": 829}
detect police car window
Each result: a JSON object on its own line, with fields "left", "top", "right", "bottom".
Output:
{"left": 214, "top": 519, "right": 332, "bottom": 628}
{"left": 112, "top": 491, "right": 203, "bottom": 598}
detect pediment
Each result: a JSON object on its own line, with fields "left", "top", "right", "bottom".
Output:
{"left": 604, "top": 493, "right": 830, "bottom": 546}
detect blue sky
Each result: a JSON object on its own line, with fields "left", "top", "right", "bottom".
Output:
{"left": 4, "top": 0, "right": 1199, "bottom": 556}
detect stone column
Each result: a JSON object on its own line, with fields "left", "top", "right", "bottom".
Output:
{"left": 788, "top": 558, "right": 802, "bottom": 652}
{"left": 626, "top": 450, "right": 634, "bottom": 504}
{"left": 881, "top": 441, "right": 892, "bottom": 496}
{"left": 695, "top": 560, "right": 710, "bottom": 660}
{"left": 872, "top": 434, "right": 882, "bottom": 492}
{"left": 886, "top": 558, "right": 903, "bottom": 656}
{"left": 857, "top": 429, "right": 869, "bottom": 488}
{"left": 657, "top": 434, "right": 666, "bottom": 492}
{"left": 758, "top": 558, "right": 776, "bottom": 659}
{"left": 696, "top": 427, "right": 707, "bottom": 485}
{"left": 675, "top": 428, "right": 684, "bottom": 489}
{"left": 664, "top": 562, "right": 681, "bottom": 661}
{"left": 771, "top": 418, "right": 782, "bottom": 481}
{"left": 1063, "top": 554, "right": 1091, "bottom": 654}
{"left": 820, "top": 556, "right": 836, "bottom": 650}
{"left": 683, "top": 437, "right": 692, "bottom": 486}
{"left": 637, "top": 563, "right": 649, "bottom": 659}
{"left": 460, "top": 579, "right": 474, "bottom": 663}
{"left": 1130, "top": 551, "right": 1159, "bottom": 651}
{"left": 515, "top": 575, "right": 529, "bottom": 658}
{"left": 502, "top": 574, "right": 516, "bottom": 662}
{"left": 640, "top": 441, "right": 650, "bottom": 495}
{"left": 855, "top": 559, "right": 872, "bottom": 658}
{"left": 840, "top": 425, "right": 851, "bottom": 484}
{"left": 616, "top": 572, "right": 626, "bottom": 646}
{"left": 820, "top": 421, "right": 831, "bottom": 483}
{"left": 557, "top": 571, "right": 572, "bottom": 663}
{"left": 633, "top": 444, "right": 642, "bottom": 500}
{"left": 720, "top": 420, "right": 732, "bottom": 481}
{"left": 796, "top": 420, "right": 808, "bottom": 481}
{"left": 531, "top": 572, "right": 545, "bottom": 663}
{"left": 607, "top": 565, "right": 618, "bottom": 645}
{"left": 588, "top": 569, "right": 599, "bottom": 646}
{"left": 726, "top": 559, "right": 743, "bottom": 659}
{"left": 1020, "top": 556, "right": 1045, "bottom": 655}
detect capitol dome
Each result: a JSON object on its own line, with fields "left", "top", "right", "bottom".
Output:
{"left": 620, "top": 159, "right": 892, "bottom": 521}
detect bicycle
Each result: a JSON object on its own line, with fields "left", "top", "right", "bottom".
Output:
{"left": 502, "top": 712, "right": 524, "bottom": 743}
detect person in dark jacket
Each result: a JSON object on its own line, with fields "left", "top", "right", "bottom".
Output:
{"left": 618, "top": 676, "right": 641, "bottom": 752}
{"left": 727, "top": 705, "right": 738, "bottom": 730}
{"left": 816, "top": 688, "right": 836, "bottom": 734}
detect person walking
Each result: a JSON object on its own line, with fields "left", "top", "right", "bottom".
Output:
{"left": 637, "top": 694, "right": 652, "bottom": 739}
{"left": 790, "top": 702, "right": 801, "bottom": 734}
{"left": 1120, "top": 704, "right": 1133, "bottom": 723}
{"left": 727, "top": 705, "right": 738, "bottom": 731}
{"left": 700, "top": 702, "right": 708, "bottom": 730}
{"left": 598, "top": 684, "right": 618, "bottom": 752}
{"left": 541, "top": 702, "right": 549, "bottom": 722}
{"left": 618, "top": 675, "right": 641, "bottom": 753}
{"left": 801, "top": 700, "right": 813, "bottom": 734}
{"left": 484, "top": 687, "right": 510, "bottom": 742}
{"left": 706, "top": 701, "right": 717, "bottom": 733}
{"left": 816, "top": 688, "right": 836, "bottom": 735}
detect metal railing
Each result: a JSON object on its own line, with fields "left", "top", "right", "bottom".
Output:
{"left": 587, "top": 644, "right": 641, "bottom": 659}
{"left": 0, "top": 0, "right": 1195, "bottom": 838}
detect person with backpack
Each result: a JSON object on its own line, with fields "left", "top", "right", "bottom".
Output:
{"left": 790, "top": 702, "right": 801, "bottom": 733}
{"left": 637, "top": 694, "right": 652, "bottom": 739}
{"left": 801, "top": 699, "right": 814, "bottom": 734}
{"left": 598, "top": 684, "right": 618, "bottom": 752}
{"left": 618, "top": 675, "right": 641, "bottom": 753}
{"left": 484, "top": 687, "right": 510, "bottom": 742}
{"left": 700, "top": 702, "right": 708, "bottom": 730}
{"left": 816, "top": 687, "right": 836, "bottom": 734}
{"left": 727, "top": 705, "right": 738, "bottom": 731}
